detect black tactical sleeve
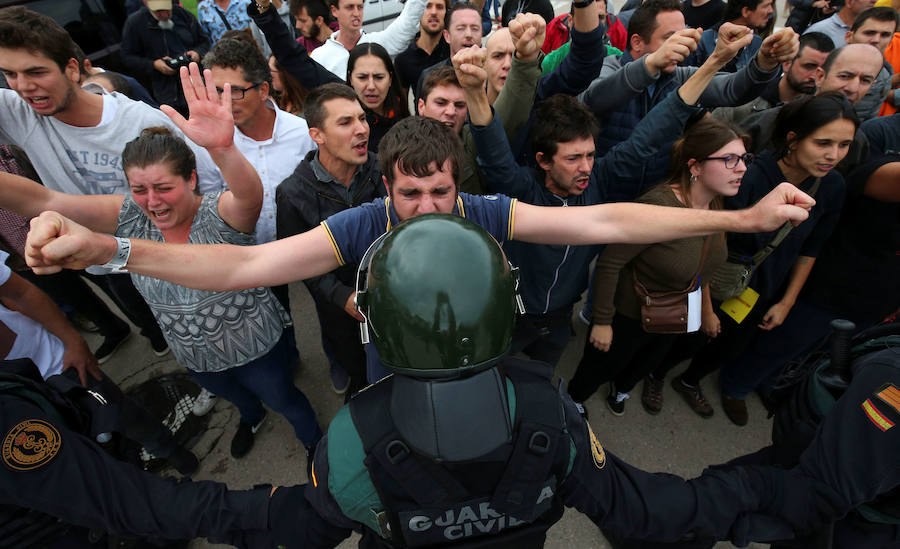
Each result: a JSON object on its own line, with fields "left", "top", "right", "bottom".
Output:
{"left": 556, "top": 390, "right": 841, "bottom": 545}
{"left": 0, "top": 396, "right": 269, "bottom": 543}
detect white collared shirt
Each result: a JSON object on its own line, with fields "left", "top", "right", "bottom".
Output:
{"left": 233, "top": 99, "right": 317, "bottom": 243}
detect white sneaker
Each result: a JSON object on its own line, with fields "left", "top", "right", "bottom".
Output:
{"left": 191, "top": 388, "right": 217, "bottom": 416}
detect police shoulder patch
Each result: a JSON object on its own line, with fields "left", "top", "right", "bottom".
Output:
{"left": 874, "top": 383, "right": 900, "bottom": 420}
{"left": 585, "top": 420, "right": 606, "bottom": 470}
{"left": 862, "top": 399, "right": 894, "bottom": 432}
{"left": 2, "top": 419, "right": 62, "bottom": 471}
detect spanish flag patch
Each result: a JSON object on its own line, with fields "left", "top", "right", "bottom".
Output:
{"left": 862, "top": 399, "right": 894, "bottom": 432}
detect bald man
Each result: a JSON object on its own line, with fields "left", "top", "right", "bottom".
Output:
{"left": 741, "top": 43, "right": 884, "bottom": 173}
{"left": 485, "top": 28, "right": 515, "bottom": 103}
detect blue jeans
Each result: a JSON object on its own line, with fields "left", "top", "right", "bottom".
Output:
{"left": 189, "top": 329, "right": 322, "bottom": 446}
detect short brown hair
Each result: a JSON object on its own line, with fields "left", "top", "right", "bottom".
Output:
{"left": 304, "top": 82, "right": 362, "bottom": 129}
{"left": 378, "top": 117, "right": 463, "bottom": 189}
{"left": 420, "top": 66, "right": 462, "bottom": 103}
{"left": 0, "top": 7, "right": 78, "bottom": 71}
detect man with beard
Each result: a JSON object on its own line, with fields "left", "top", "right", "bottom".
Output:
{"left": 395, "top": 0, "right": 450, "bottom": 99}
{"left": 290, "top": 0, "right": 337, "bottom": 53}
{"left": 713, "top": 31, "right": 835, "bottom": 124}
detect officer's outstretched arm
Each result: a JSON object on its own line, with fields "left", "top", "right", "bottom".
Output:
{"left": 25, "top": 211, "right": 340, "bottom": 291}
{"left": 0, "top": 397, "right": 268, "bottom": 542}
{"left": 556, "top": 396, "right": 840, "bottom": 544}
{"left": 512, "top": 182, "right": 814, "bottom": 246}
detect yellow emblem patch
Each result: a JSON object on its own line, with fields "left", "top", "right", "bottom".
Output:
{"left": 2, "top": 419, "right": 62, "bottom": 471}
{"left": 585, "top": 420, "right": 606, "bottom": 469}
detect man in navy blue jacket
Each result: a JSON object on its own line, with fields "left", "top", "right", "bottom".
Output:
{"left": 464, "top": 21, "right": 797, "bottom": 367}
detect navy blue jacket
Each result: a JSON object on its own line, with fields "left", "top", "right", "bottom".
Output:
{"left": 585, "top": 52, "right": 778, "bottom": 195}
{"left": 471, "top": 91, "right": 701, "bottom": 315}
{"left": 724, "top": 151, "right": 846, "bottom": 302}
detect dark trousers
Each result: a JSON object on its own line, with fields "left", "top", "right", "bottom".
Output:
{"left": 652, "top": 299, "right": 770, "bottom": 392}
{"left": 510, "top": 305, "right": 575, "bottom": 367}
{"left": 312, "top": 295, "right": 367, "bottom": 396}
{"left": 20, "top": 270, "right": 129, "bottom": 338}
{"left": 189, "top": 329, "right": 322, "bottom": 446}
{"left": 568, "top": 314, "right": 677, "bottom": 403}
{"left": 719, "top": 299, "right": 881, "bottom": 400}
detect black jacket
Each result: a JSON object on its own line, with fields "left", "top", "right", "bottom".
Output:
{"left": 120, "top": 6, "right": 210, "bottom": 108}
{"left": 275, "top": 150, "right": 386, "bottom": 308}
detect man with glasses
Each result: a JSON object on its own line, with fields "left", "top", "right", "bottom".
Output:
{"left": 121, "top": 0, "right": 211, "bottom": 116}
{"left": 203, "top": 38, "right": 315, "bottom": 390}
{"left": 203, "top": 38, "right": 316, "bottom": 247}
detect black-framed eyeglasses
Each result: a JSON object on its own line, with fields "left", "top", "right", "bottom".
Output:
{"left": 215, "top": 82, "right": 262, "bottom": 100}
{"left": 702, "top": 153, "right": 754, "bottom": 169}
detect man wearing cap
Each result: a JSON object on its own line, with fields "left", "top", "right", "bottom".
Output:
{"left": 121, "top": 0, "right": 211, "bottom": 115}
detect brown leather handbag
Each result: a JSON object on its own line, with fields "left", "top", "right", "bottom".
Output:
{"left": 633, "top": 236, "right": 712, "bottom": 334}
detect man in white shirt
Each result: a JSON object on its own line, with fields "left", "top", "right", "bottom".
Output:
{"left": 204, "top": 38, "right": 317, "bottom": 245}
{"left": 304, "top": 0, "right": 428, "bottom": 78}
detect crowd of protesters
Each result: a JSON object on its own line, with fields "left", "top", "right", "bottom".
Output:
{"left": 0, "top": 0, "right": 897, "bottom": 480}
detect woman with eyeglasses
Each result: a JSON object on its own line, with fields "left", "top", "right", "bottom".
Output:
{"left": 642, "top": 92, "right": 857, "bottom": 425}
{"left": 346, "top": 43, "right": 409, "bottom": 152}
{"left": 567, "top": 118, "right": 750, "bottom": 415}
{"left": 0, "top": 64, "right": 323, "bottom": 459}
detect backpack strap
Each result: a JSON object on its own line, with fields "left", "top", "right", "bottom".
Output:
{"left": 491, "top": 359, "right": 565, "bottom": 522}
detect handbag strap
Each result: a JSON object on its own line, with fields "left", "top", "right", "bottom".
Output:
{"left": 747, "top": 177, "right": 821, "bottom": 267}
{"left": 633, "top": 235, "right": 713, "bottom": 298}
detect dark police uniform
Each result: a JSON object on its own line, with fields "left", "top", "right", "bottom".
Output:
{"left": 0, "top": 359, "right": 270, "bottom": 547}
{"left": 259, "top": 358, "right": 845, "bottom": 548}
{"left": 769, "top": 332, "right": 900, "bottom": 548}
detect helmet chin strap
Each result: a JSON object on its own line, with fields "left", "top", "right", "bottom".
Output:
{"left": 390, "top": 368, "right": 513, "bottom": 462}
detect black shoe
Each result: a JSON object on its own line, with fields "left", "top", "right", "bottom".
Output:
{"left": 149, "top": 333, "right": 170, "bottom": 357}
{"left": 606, "top": 386, "right": 627, "bottom": 417}
{"left": 95, "top": 329, "right": 131, "bottom": 364}
{"left": 231, "top": 413, "right": 266, "bottom": 458}
{"left": 168, "top": 447, "right": 199, "bottom": 476}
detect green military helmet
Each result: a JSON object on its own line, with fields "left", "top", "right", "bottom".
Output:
{"left": 355, "top": 214, "right": 523, "bottom": 379}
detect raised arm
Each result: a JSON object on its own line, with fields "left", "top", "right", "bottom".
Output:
{"left": 455, "top": 47, "right": 537, "bottom": 199}
{"left": 0, "top": 172, "right": 122, "bottom": 234}
{"left": 26, "top": 211, "right": 340, "bottom": 292}
{"left": 535, "top": 2, "right": 608, "bottom": 100}
{"left": 512, "top": 182, "right": 816, "bottom": 246}
{"left": 580, "top": 28, "right": 701, "bottom": 115}
{"left": 369, "top": 0, "right": 429, "bottom": 56}
{"left": 249, "top": 0, "right": 344, "bottom": 88}
{"left": 163, "top": 63, "right": 263, "bottom": 233}
{"left": 699, "top": 28, "right": 798, "bottom": 107}
{"left": 492, "top": 13, "right": 545, "bottom": 140}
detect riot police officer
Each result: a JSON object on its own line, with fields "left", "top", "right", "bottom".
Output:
{"left": 262, "top": 214, "right": 846, "bottom": 548}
